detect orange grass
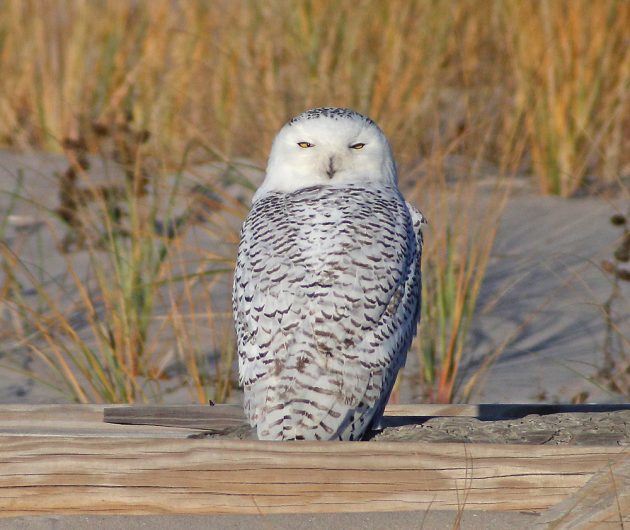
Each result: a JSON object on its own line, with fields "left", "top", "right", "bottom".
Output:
{"left": 1, "top": 1, "right": 628, "bottom": 194}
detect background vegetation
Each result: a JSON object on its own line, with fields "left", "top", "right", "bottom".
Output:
{"left": 1, "top": 0, "right": 629, "bottom": 403}
{"left": 2, "top": 0, "right": 629, "bottom": 193}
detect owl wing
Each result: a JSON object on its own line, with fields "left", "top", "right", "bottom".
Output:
{"left": 234, "top": 192, "right": 309, "bottom": 433}
{"left": 233, "top": 186, "right": 424, "bottom": 440}
{"left": 331, "top": 199, "right": 425, "bottom": 437}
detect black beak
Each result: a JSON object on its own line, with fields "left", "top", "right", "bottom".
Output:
{"left": 326, "top": 156, "right": 336, "bottom": 179}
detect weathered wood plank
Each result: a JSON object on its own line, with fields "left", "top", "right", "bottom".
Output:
{"left": 3, "top": 404, "right": 630, "bottom": 437}
{"left": 103, "top": 404, "right": 245, "bottom": 430}
{"left": 0, "top": 404, "right": 195, "bottom": 438}
{"left": 102, "top": 403, "right": 630, "bottom": 430}
{"left": 538, "top": 456, "right": 630, "bottom": 529}
{"left": 0, "top": 436, "right": 623, "bottom": 516}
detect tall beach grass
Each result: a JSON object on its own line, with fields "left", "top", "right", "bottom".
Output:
{"left": 1, "top": 1, "right": 628, "bottom": 194}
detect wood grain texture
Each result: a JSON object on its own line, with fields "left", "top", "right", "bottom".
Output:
{"left": 103, "top": 404, "right": 245, "bottom": 431}
{"left": 4, "top": 403, "right": 630, "bottom": 437}
{"left": 102, "top": 403, "right": 630, "bottom": 430}
{"left": 0, "top": 435, "right": 623, "bottom": 516}
{"left": 0, "top": 404, "right": 194, "bottom": 438}
{"left": 1, "top": 405, "right": 629, "bottom": 517}
{"left": 538, "top": 455, "right": 630, "bottom": 529}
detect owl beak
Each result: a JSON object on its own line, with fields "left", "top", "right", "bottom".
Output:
{"left": 326, "top": 155, "right": 337, "bottom": 179}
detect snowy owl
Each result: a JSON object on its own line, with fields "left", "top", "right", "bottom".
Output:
{"left": 233, "top": 107, "right": 424, "bottom": 441}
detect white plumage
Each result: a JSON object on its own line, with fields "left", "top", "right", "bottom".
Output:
{"left": 233, "top": 108, "right": 424, "bottom": 440}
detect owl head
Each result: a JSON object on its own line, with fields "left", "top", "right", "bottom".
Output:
{"left": 254, "top": 108, "right": 397, "bottom": 201}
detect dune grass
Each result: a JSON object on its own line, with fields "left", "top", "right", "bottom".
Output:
{"left": 0, "top": 118, "right": 240, "bottom": 403}
{"left": 1, "top": 1, "right": 628, "bottom": 193}
{"left": 414, "top": 181, "right": 506, "bottom": 403}
{"left": 596, "top": 206, "right": 630, "bottom": 400}
{"left": 1, "top": 0, "right": 629, "bottom": 403}
{"left": 505, "top": 0, "right": 630, "bottom": 196}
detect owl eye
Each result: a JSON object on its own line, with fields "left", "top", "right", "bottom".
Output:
{"left": 297, "top": 142, "right": 314, "bottom": 148}
{"left": 350, "top": 143, "right": 366, "bottom": 150}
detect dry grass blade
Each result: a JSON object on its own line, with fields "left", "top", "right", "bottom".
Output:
{"left": 412, "top": 176, "right": 508, "bottom": 403}
{"left": 0, "top": 126, "right": 240, "bottom": 403}
{"left": 504, "top": 0, "right": 630, "bottom": 196}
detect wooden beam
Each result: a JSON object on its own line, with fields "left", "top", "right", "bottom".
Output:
{"left": 538, "top": 456, "right": 630, "bottom": 528}
{"left": 0, "top": 404, "right": 194, "bottom": 438}
{"left": 0, "top": 435, "right": 623, "bottom": 516}
{"left": 103, "top": 404, "right": 245, "bottom": 431}
{"left": 4, "top": 403, "right": 630, "bottom": 437}
{"left": 102, "top": 403, "right": 630, "bottom": 430}
{"left": 1, "top": 405, "right": 629, "bottom": 517}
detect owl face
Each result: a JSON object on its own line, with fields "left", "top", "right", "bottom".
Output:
{"left": 255, "top": 108, "right": 397, "bottom": 200}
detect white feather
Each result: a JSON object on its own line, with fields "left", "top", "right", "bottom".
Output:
{"left": 233, "top": 108, "right": 423, "bottom": 441}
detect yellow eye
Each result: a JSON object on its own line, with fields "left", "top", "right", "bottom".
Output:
{"left": 350, "top": 143, "right": 365, "bottom": 149}
{"left": 297, "top": 142, "right": 314, "bottom": 148}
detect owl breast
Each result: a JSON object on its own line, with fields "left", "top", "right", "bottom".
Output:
{"left": 233, "top": 183, "right": 422, "bottom": 440}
